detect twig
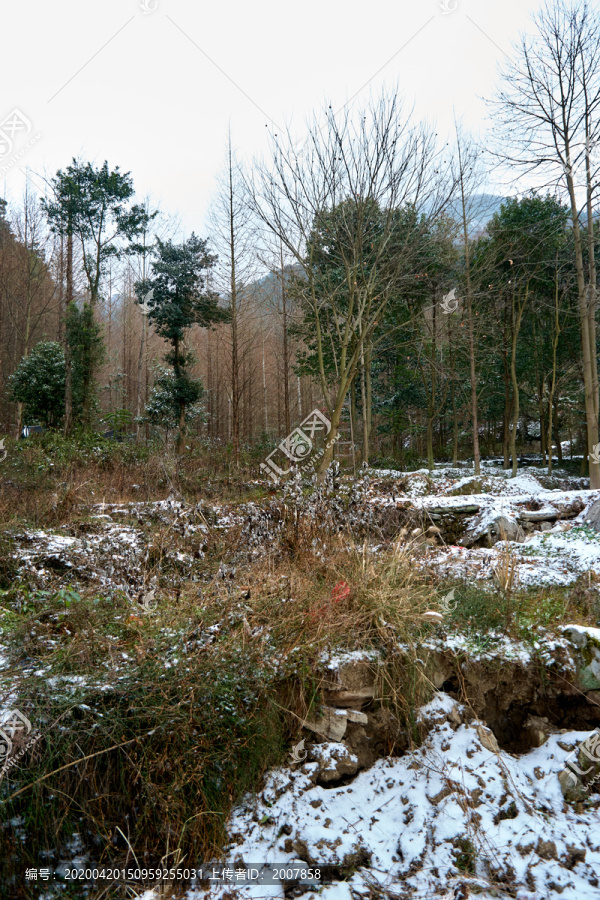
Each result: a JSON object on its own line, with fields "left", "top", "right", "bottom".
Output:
{"left": 2, "top": 734, "right": 146, "bottom": 804}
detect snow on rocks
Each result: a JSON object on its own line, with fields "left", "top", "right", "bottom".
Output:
{"left": 308, "top": 742, "right": 360, "bottom": 782}
{"left": 428, "top": 523, "right": 600, "bottom": 588}
{"left": 187, "top": 697, "right": 600, "bottom": 900}
{"left": 561, "top": 625, "right": 600, "bottom": 691}
{"left": 367, "top": 463, "right": 597, "bottom": 541}
{"left": 461, "top": 509, "right": 525, "bottom": 547}
{"left": 583, "top": 497, "right": 600, "bottom": 531}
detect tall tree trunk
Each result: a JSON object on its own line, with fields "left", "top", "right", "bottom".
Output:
{"left": 230, "top": 150, "right": 240, "bottom": 465}
{"left": 457, "top": 139, "right": 481, "bottom": 476}
{"left": 365, "top": 340, "right": 372, "bottom": 461}
{"left": 350, "top": 377, "right": 358, "bottom": 472}
{"left": 547, "top": 265, "right": 561, "bottom": 475}
{"left": 466, "top": 295, "right": 480, "bottom": 476}
{"left": 554, "top": 397, "right": 563, "bottom": 465}
{"left": 510, "top": 347, "right": 520, "bottom": 478}
{"left": 135, "top": 314, "right": 147, "bottom": 442}
{"left": 565, "top": 159, "right": 599, "bottom": 486}
{"left": 174, "top": 337, "right": 186, "bottom": 455}
{"left": 177, "top": 402, "right": 186, "bottom": 455}
{"left": 135, "top": 233, "right": 148, "bottom": 443}
{"left": 280, "top": 247, "right": 290, "bottom": 435}
{"left": 532, "top": 319, "right": 547, "bottom": 464}
{"left": 584, "top": 130, "right": 599, "bottom": 427}
{"left": 427, "top": 313, "right": 437, "bottom": 473}
{"left": 262, "top": 333, "right": 268, "bottom": 435}
{"left": 510, "top": 284, "right": 527, "bottom": 478}
{"left": 58, "top": 234, "right": 64, "bottom": 345}
{"left": 360, "top": 335, "right": 369, "bottom": 464}
{"left": 501, "top": 299, "right": 511, "bottom": 469}
{"left": 207, "top": 329, "right": 213, "bottom": 437}
{"left": 64, "top": 224, "right": 73, "bottom": 436}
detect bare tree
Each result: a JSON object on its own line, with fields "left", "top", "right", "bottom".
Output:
{"left": 492, "top": 0, "right": 600, "bottom": 486}
{"left": 247, "top": 92, "right": 450, "bottom": 475}
{"left": 9, "top": 182, "right": 60, "bottom": 436}
{"left": 452, "top": 126, "right": 489, "bottom": 476}
{"left": 210, "top": 132, "right": 259, "bottom": 464}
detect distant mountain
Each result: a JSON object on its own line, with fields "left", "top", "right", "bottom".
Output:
{"left": 445, "top": 193, "right": 509, "bottom": 237}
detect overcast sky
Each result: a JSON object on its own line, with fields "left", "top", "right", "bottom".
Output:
{"left": 1, "top": 0, "right": 550, "bottom": 236}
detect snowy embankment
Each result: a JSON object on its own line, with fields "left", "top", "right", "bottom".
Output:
{"left": 2, "top": 461, "right": 599, "bottom": 899}
{"left": 368, "top": 464, "right": 600, "bottom": 588}
{"left": 166, "top": 463, "right": 600, "bottom": 900}
{"left": 183, "top": 693, "right": 599, "bottom": 900}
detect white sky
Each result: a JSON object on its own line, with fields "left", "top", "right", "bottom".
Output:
{"left": 1, "top": 0, "right": 550, "bottom": 236}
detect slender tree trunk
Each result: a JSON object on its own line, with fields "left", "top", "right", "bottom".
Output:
{"left": 565, "top": 161, "right": 599, "bottom": 486}
{"left": 547, "top": 266, "right": 561, "bottom": 475}
{"left": 174, "top": 336, "right": 186, "bottom": 455}
{"left": 531, "top": 319, "right": 547, "bottom": 464}
{"left": 466, "top": 295, "right": 480, "bottom": 475}
{"left": 280, "top": 247, "right": 290, "bottom": 435}
{"left": 135, "top": 233, "right": 148, "bottom": 442}
{"left": 350, "top": 377, "right": 357, "bottom": 454}
{"left": 501, "top": 299, "right": 511, "bottom": 469}
{"left": 319, "top": 394, "right": 346, "bottom": 472}
{"left": 581, "top": 428, "right": 589, "bottom": 476}
{"left": 584, "top": 132, "right": 599, "bottom": 426}
{"left": 365, "top": 340, "right": 372, "bottom": 461}
{"left": 360, "top": 335, "right": 369, "bottom": 464}
{"left": 510, "top": 284, "right": 527, "bottom": 478}
{"left": 229, "top": 151, "right": 240, "bottom": 465}
{"left": 457, "top": 140, "right": 481, "bottom": 476}
{"left": 262, "top": 333, "right": 268, "bottom": 435}
{"left": 510, "top": 350, "right": 520, "bottom": 478}
{"left": 177, "top": 402, "right": 186, "bottom": 454}
{"left": 64, "top": 225, "right": 73, "bottom": 436}
{"left": 58, "top": 234, "right": 64, "bottom": 344}
{"left": 450, "top": 339, "right": 459, "bottom": 465}
{"left": 554, "top": 395, "right": 563, "bottom": 465}
{"left": 427, "top": 315, "right": 436, "bottom": 473}
{"left": 135, "top": 314, "right": 146, "bottom": 441}
{"left": 207, "top": 329, "right": 213, "bottom": 437}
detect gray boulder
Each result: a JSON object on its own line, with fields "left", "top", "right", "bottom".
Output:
{"left": 584, "top": 497, "right": 600, "bottom": 532}
{"left": 462, "top": 510, "right": 525, "bottom": 547}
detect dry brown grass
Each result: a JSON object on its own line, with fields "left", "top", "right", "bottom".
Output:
{"left": 0, "top": 452, "right": 446, "bottom": 897}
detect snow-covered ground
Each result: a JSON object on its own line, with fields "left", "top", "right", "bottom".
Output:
{"left": 178, "top": 693, "right": 599, "bottom": 900}
{"left": 367, "top": 463, "right": 600, "bottom": 589}
{"left": 3, "top": 461, "right": 600, "bottom": 899}
{"left": 160, "top": 462, "right": 597, "bottom": 900}
{"left": 429, "top": 525, "right": 600, "bottom": 588}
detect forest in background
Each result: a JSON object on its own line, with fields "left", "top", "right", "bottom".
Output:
{"left": 1, "top": 0, "right": 600, "bottom": 484}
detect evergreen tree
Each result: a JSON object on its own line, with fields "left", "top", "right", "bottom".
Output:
{"left": 43, "top": 160, "right": 150, "bottom": 425}
{"left": 65, "top": 302, "right": 105, "bottom": 425}
{"left": 8, "top": 342, "right": 65, "bottom": 428}
{"left": 136, "top": 234, "right": 228, "bottom": 453}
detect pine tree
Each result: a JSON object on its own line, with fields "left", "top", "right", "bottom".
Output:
{"left": 135, "top": 234, "right": 228, "bottom": 453}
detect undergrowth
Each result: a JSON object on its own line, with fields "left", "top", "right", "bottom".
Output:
{"left": 0, "top": 505, "right": 435, "bottom": 899}
{"left": 1, "top": 455, "right": 598, "bottom": 898}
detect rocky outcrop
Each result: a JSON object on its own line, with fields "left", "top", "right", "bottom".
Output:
{"left": 558, "top": 728, "right": 600, "bottom": 801}
{"left": 461, "top": 511, "right": 525, "bottom": 547}
{"left": 386, "top": 489, "right": 595, "bottom": 547}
